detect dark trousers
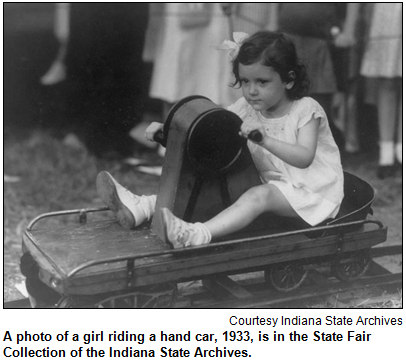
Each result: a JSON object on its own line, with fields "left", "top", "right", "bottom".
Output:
{"left": 66, "top": 4, "right": 149, "bottom": 157}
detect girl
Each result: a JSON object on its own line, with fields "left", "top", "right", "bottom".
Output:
{"left": 97, "top": 31, "right": 344, "bottom": 249}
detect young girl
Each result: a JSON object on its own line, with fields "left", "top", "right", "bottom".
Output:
{"left": 97, "top": 31, "right": 344, "bottom": 249}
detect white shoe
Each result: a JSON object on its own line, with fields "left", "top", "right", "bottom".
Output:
{"left": 160, "top": 208, "right": 211, "bottom": 249}
{"left": 96, "top": 171, "right": 155, "bottom": 229}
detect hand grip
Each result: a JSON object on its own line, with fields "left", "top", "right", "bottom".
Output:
{"left": 153, "top": 130, "right": 166, "bottom": 147}
{"left": 248, "top": 130, "right": 263, "bottom": 142}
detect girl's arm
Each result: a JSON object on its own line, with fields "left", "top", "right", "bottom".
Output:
{"left": 242, "top": 116, "right": 320, "bottom": 169}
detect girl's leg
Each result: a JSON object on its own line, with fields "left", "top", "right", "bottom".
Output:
{"left": 204, "top": 184, "right": 298, "bottom": 239}
{"left": 161, "top": 184, "right": 299, "bottom": 247}
{"left": 96, "top": 171, "right": 156, "bottom": 229}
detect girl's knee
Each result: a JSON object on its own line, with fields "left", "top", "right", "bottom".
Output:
{"left": 238, "top": 185, "right": 274, "bottom": 206}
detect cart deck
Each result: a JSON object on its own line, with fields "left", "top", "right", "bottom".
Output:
{"left": 23, "top": 209, "right": 386, "bottom": 298}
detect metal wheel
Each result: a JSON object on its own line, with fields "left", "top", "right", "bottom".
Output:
{"left": 24, "top": 278, "right": 61, "bottom": 308}
{"left": 332, "top": 249, "right": 372, "bottom": 282}
{"left": 56, "top": 296, "right": 74, "bottom": 308}
{"left": 55, "top": 283, "right": 178, "bottom": 308}
{"left": 265, "top": 264, "right": 308, "bottom": 292}
{"left": 22, "top": 253, "right": 62, "bottom": 308}
{"left": 94, "top": 284, "right": 178, "bottom": 308}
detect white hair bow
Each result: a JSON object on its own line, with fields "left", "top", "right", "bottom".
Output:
{"left": 215, "top": 32, "right": 249, "bottom": 61}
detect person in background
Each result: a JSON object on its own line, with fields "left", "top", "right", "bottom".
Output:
{"left": 146, "top": 4, "right": 231, "bottom": 112}
{"left": 40, "top": 3, "right": 69, "bottom": 85}
{"left": 134, "top": 4, "right": 232, "bottom": 157}
{"left": 276, "top": 3, "right": 359, "bottom": 152}
{"left": 229, "top": 3, "right": 278, "bottom": 36}
{"left": 360, "top": 3, "right": 402, "bottom": 179}
{"left": 41, "top": 4, "right": 150, "bottom": 159}
{"left": 329, "top": 3, "right": 363, "bottom": 154}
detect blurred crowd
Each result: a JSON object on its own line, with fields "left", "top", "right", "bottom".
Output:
{"left": 39, "top": 3, "right": 402, "bottom": 178}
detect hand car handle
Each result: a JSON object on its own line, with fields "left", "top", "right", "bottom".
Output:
{"left": 248, "top": 130, "right": 263, "bottom": 142}
{"left": 153, "top": 130, "right": 165, "bottom": 146}
{"left": 154, "top": 128, "right": 262, "bottom": 146}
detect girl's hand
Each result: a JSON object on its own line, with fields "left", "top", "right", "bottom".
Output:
{"left": 239, "top": 121, "right": 266, "bottom": 144}
{"left": 334, "top": 32, "right": 356, "bottom": 48}
{"left": 145, "top": 122, "right": 164, "bottom": 142}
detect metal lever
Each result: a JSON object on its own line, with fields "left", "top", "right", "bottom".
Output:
{"left": 248, "top": 130, "right": 263, "bottom": 142}
{"left": 153, "top": 130, "right": 166, "bottom": 147}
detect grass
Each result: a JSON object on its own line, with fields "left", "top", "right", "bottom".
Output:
{"left": 3, "top": 127, "right": 403, "bottom": 307}
{"left": 4, "top": 128, "right": 160, "bottom": 302}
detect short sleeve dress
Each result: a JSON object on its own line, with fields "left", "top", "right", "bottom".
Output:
{"left": 227, "top": 97, "right": 344, "bottom": 226}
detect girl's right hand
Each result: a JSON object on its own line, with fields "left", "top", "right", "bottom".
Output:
{"left": 145, "top": 122, "right": 164, "bottom": 142}
{"left": 240, "top": 121, "right": 266, "bottom": 144}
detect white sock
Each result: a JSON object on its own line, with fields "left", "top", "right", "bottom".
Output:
{"left": 185, "top": 222, "right": 212, "bottom": 247}
{"left": 195, "top": 223, "right": 212, "bottom": 245}
{"left": 396, "top": 143, "right": 402, "bottom": 163}
{"left": 139, "top": 195, "right": 157, "bottom": 221}
{"left": 379, "top": 141, "right": 394, "bottom": 166}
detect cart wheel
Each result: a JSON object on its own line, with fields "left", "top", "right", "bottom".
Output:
{"left": 24, "top": 277, "right": 62, "bottom": 308}
{"left": 332, "top": 249, "right": 372, "bottom": 282}
{"left": 54, "top": 284, "right": 178, "bottom": 308}
{"left": 22, "top": 253, "right": 62, "bottom": 307}
{"left": 93, "top": 283, "right": 178, "bottom": 308}
{"left": 56, "top": 296, "right": 74, "bottom": 308}
{"left": 265, "top": 264, "right": 308, "bottom": 292}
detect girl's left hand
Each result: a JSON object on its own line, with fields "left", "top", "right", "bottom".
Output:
{"left": 145, "top": 122, "right": 164, "bottom": 142}
{"left": 240, "top": 121, "right": 266, "bottom": 143}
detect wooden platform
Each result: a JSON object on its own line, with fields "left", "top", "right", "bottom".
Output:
{"left": 23, "top": 215, "right": 387, "bottom": 297}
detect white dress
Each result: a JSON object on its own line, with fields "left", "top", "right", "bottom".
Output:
{"left": 227, "top": 97, "right": 344, "bottom": 226}
{"left": 146, "top": 3, "right": 238, "bottom": 107}
{"left": 361, "top": 3, "right": 402, "bottom": 78}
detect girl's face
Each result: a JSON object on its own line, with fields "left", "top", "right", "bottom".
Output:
{"left": 239, "top": 62, "right": 293, "bottom": 118}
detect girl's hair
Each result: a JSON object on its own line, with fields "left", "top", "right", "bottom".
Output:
{"left": 232, "top": 31, "right": 309, "bottom": 100}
